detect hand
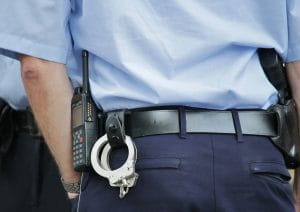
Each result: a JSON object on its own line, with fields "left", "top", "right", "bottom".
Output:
{"left": 68, "top": 192, "right": 79, "bottom": 200}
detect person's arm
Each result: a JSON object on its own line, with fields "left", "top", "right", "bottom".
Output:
{"left": 0, "top": 0, "right": 75, "bottom": 198}
{"left": 286, "top": 61, "right": 300, "bottom": 211}
{"left": 20, "top": 55, "right": 80, "bottom": 197}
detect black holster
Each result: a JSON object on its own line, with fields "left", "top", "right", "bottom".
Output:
{"left": 268, "top": 99, "right": 300, "bottom": 169}
{"left": 259, "top": 48, "right": 300, "bottom": 169}
{"left": 0, "top": 99, "right": 15, "bottom": 166}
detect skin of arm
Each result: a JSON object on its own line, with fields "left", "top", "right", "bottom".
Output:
{"left": 286, "top": 61, "right": 300, "bottom": 211}
{"left": 20, "top": 55, "right": 80, "bottom": 197}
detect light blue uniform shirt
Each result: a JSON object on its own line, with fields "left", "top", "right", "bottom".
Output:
{"left": 0, "top": 1, "right": 300, "bottom": 111}
{"left": 0, "top": 56, "right": 27, "bottom": 109}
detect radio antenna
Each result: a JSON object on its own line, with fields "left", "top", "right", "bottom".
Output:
{"left": 82, "top": 50, "right": 90, "bottom": 94}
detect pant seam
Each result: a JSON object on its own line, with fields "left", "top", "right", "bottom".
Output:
{"left": 210, "top": 134, "right": 217, "bottom": 212}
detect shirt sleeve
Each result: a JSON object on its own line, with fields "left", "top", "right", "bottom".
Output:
{"left": 286, "top": 0, "right": 300, "bottom": 62}
{"left": 0, "top": 0, "right": 71, "bottom": 64}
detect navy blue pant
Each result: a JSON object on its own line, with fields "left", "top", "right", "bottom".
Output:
{"left": 0, "top": 132, "right": 71, "bottom": 212}
{"left": 72, "top": 133, "right": 294, "bottom": 212}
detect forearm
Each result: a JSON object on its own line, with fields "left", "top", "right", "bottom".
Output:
{"left": 20, "top": 55, "right": 79, "bottom": 183}
{"left": 287, "top": 61, "right": 300, "bottom": 203}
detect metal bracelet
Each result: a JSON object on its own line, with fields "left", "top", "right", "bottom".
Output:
{"left": 60, "top": 178, "right": 81, "bottom": 194}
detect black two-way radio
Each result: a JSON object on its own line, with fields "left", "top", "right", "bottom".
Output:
{"left": 71, "top": 50, "right": 99, "bottom": 171}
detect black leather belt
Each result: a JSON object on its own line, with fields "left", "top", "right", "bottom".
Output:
{"left": 111, "top": 109, "right": 278, "bottom": 138}
{"left": 14, "top": 108, "right": 278, "bottom": 139}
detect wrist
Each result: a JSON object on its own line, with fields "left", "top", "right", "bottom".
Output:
{"left": 61, "top": 171, "right": 81, "bottom": 183}
{"left": 61, "top": 174, "right": 81, "bottom": 195}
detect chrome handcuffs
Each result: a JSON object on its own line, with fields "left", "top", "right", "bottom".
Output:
{"left": 90, "top": 111, "right": 139, "bottom": 198}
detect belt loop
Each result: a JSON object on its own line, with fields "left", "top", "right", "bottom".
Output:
{"left": 178, "top": 107, "right": 187, "bottom": 139}
{"left": 26, "top": 108, "right": 42, "bottom": 138}
{"left": 232, "top": 110, "right": 244, "bottom": 142}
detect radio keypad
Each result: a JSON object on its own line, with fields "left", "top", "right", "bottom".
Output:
{"left": 73, "top": 129, "right": 85, "bottom": 166}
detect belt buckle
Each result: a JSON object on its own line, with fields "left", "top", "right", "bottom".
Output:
{"left": 91, "top": 134, "right": 139, "bottom": 198}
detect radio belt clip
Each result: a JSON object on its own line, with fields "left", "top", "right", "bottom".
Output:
{"left": 91, "top": 110, "right": 139, "bottom": 199}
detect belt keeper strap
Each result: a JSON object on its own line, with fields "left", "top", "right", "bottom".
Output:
{"left": 105, "top": 110, "right": 126, "bottom": 148}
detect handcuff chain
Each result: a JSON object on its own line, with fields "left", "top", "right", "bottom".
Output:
{"left": 119, "top": 178, "right": 130, "bottom": 198}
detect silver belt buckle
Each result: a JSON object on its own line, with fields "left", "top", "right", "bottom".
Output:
{"left": 91, "top": 134, "right": 139, "bottom": 198}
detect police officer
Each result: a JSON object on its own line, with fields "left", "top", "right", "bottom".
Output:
{"left": 0, "top": 1, "right": 300, "bottom": 211}
{"left": 0, "top": 56, "right": 71, "bottom": 211}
